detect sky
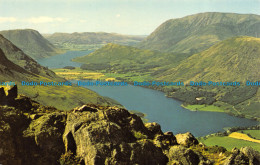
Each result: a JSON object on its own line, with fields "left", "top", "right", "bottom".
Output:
{"left": 0, "top": 0, "right": 259, "bottom": 35}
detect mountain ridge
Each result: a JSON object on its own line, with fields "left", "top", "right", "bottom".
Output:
{"left": 138, "top": 12, "right": 260, "bottom": 53}
{"left": 45, "top": 32, "right": 145, "bottom": 44}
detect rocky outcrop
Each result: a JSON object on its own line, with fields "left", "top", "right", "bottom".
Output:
{"left": 224, "top": 147, "right": 260, "bottom": 165}
{"left": 63, "top": 105, "right": 168, "bottom": 164}
{"left": 167, "top": 146, "right": 211, "bottom": 165}
{"left": 0, "top": 95, "right": 259, "bottom": 165}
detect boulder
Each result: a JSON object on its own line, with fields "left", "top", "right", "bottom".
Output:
{"left": 23, "top": 112, "right": 67, "bottom": 164}
{"left": 73, "top": 104, "right": 98, "bottom": 113}
{"left": 145, "top": 122, "right": 163, "bottom": 135}
{"left": 63, "top": 105, "right": 168, "bottom": 165}
{"left": 154, "top": 132, "right": 178, "bottom": 151}
{"left": 167, "top": 146, "right": 211, "bottom": 165}
{"left": 175, "top": 132, "right": 199, "bottom": 147}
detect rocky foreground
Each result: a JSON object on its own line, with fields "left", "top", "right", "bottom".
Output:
{"left": 0, "top": 92, "right": 259, "bottom": 165}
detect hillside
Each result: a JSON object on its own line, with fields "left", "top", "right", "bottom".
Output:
{"left": 1, "top": 94, "right": 259, "bottom": 164}
{"left": 0, "top": 34, "right": 62, "bottom": 81}
{"left": 138, "top": 12, "right": 260, "bottom": 54}
{"left": 45, "top": 32, "right": 145, "bottom": 50}
{"left": 0, "top": 37, "right": 120, "bottom": 110}
{"left": 0, "top": 48, "right": 33, "bottom": 81}
{"left": 72, "top": 43, "right": 190, "bottom": 81}
{"left": 158, "top": 36, "right": 260, "bottom": 82}
{"left": 0, "top": 29, "right": 62, "bottom": 59}
{"left": 158, "top": 36, "right": 260, "bottom": 120}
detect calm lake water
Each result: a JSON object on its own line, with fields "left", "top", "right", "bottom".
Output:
{"left": 37, "top": 50, "right": 93, "bottom": 68}
{"left": 38, "top": 51, "right": 259, "bottom": 137}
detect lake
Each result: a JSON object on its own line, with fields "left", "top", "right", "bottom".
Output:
{"left": 38, "top": 51, "right": 259, "bottom": 137}
{"left": 37, "top": 50, "right": 93, "bottom": 69}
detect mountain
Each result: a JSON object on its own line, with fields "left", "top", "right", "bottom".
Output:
{"left": 1, "top": 94, "right": 259, "bottom": 164}
{"left": 157, "top": 36, "right": 260, "bottom": 82}
{"left": 138, "top": 12, "right": 260, "bottom": 54}
{"left": 44, "top": 32, "right": 146, "bottom": 50}
{"left": 0, "top": 34, "right": 62, "bottom": 81}
{"left": 45, "top": 32, "right": 145, "bottom": 44}
{"left": 0, "top": 29, "right": 63, "bottom": 59}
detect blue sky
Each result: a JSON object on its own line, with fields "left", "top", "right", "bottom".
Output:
{"left": 0, "top": 0, "right": 259, "bottom": 35}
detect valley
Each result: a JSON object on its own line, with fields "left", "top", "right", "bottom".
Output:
{"left": 36, "top": 49, "right": 259, "bottom": 138}
{"left": 0, "top": 9, "right": 259, "bottom": 164}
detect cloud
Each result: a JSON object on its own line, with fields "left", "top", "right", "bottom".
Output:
{"left": 0, "top": 17, "right": 17, "bottom": 23}
{"left": 27, "top": 16, "right": 67, "bottom": 24}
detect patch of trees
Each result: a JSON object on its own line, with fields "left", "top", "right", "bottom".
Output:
{"left": 63, "top": 66, "right": 75, "bottom": 70}
{"left": 219, "top": 86, "right": 258, "bottom": 105}
{"left": 169, "top": 88, "right": 216, "bottom": 105}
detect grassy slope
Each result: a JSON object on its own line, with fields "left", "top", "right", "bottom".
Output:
{"left": 158, "top": 36, "right": 260, "bottom": 82}
{"left": 73, "top": 43, "right": 190, "bottom": 77}
{"left": 138, "top": 12, "right": 260, "bottom": 54}
{"left": 0, "top": 29, "right": 63, "bottom": 59}
{"left": 18, "top": 81, "right": 117, "bottom": 110}
{"left": 0, "top": 34, "right": 63, "bottom": 81}
{"left": 1, "top": 69, "right": 121, "bottom": 110}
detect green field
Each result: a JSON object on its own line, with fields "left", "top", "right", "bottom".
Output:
{"left": 200, "top": 136, "right": 260, "bottom": 152}
{"left": 238, "top": 130, "right": 260, "bottom": 140}
{"left": 52, "top": 67, "right": 154, "bottom": 82}
{"left": 183, "top": 104, "right": 226, "bottom": 112}
{"left": 52, "top": 68, "right": 106, "bottom": 80}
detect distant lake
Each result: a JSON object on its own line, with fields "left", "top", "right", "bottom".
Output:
{"left": 37, "top": 50, "right": 92, "bottom": 69}
{"left": 39, "top": 51, "right": 259, "bottom": 137}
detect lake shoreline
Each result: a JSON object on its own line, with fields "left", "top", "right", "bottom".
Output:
{"left": 51, "top": 66, "right": 260, "bottom": 122}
